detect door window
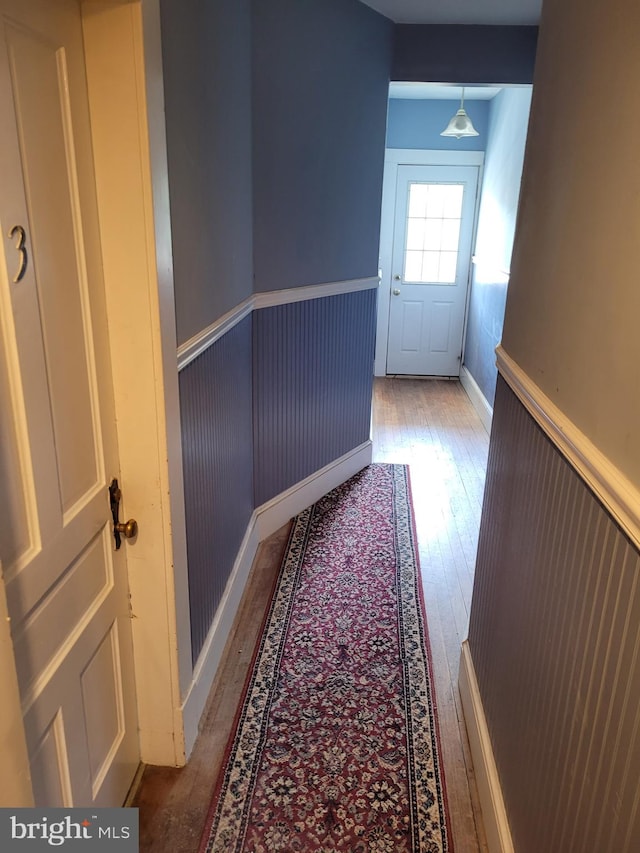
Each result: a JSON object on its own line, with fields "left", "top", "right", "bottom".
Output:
{"left": 403, "top": 183, "right": 464, "bottom": 284}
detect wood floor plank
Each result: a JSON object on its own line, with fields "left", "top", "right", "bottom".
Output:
{"left": 134, "top": 377, "right": 490, "bottom": 852}
{"left": 372, "top": 378, "right": 489, "bottom": 853}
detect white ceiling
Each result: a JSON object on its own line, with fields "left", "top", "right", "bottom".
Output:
{"left": 389, "top": 83, "right": 502, "bottom": 100}
{"left": 359, "top": 0, "right": 542, "bottom": 26}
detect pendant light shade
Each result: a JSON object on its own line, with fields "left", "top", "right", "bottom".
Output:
{"left": 440, "top": 88, "right": 479, "bottom": 139}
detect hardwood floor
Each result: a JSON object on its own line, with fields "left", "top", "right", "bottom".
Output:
{"left": 133, "top": 377, "right": 490, "bottom": 852}
{"left": 372, "top": 378, "right": 490, "bottom": 852}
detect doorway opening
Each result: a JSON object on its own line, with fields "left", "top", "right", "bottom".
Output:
{"left": 375, "top": 82, "right": 533, "bottom": 432}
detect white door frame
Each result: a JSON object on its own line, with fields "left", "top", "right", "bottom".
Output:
{"left": 375, "top": 148, "right": 484, "bottom": 377}
{"left": 1, "top": 0, "right": 191, "bottom": 802}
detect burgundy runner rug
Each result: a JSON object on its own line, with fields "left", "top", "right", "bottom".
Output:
{"left": 200, "top": 464, "right": 453, "bottom": 853}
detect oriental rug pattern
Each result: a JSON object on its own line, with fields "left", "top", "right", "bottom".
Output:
{"left": 200, "top": 464, "right": 452, "bottom": 853}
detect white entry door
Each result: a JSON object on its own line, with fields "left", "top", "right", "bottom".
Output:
{"left": 386, "top": 164, "right": 478, "bottom": 376}
{"left": 0, "top": 0, "right": 139, "bottom": 806}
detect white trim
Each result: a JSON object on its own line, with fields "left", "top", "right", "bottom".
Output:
{"left": 254, "top": 440, "right": 373, "bottom": 542}
{"left": 385, "top": 148, "right": 485, "bottom": 168}
{"left": 181, "top": 518, "right": 261, "bottom": 758}
{"left": 177, "top": 278, "right": 379, "bottom": 372}
{"left": 460, "top": 366, "right": 493, "bottom": 434}
{"left": 82, "top": 0, "right": 188, "bottom": 767}
{"left": 459, "top": 640, "right": 514, "bottom": 853}
{"left": 138, "top": 0, "right": 193, "bottom": 710}
{"left": 177, "top": 298, "right": 253, "bottom": 372}
{"left": 375, "top": 150, "right": 485, "bottom": 376}
{"left": 496, "top": 345, "right": 640, "bottom": 551}
{"left": 252, "top": 277, "right": 378, "bottom": 310}
{"left": 181, "top": 440, "right": 373, "bottom": 754}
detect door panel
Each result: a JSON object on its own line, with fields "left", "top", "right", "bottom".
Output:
{"left": 7, "top": 18, "right": 102, "bottom": 513}
{"left": 29, "top": 714, "right": 72, "bottom": 807}
{"left": 430, "top": 302, "right": 452, "bottom": 353}
{"left": 11, "top": 529, "right": 112, "bottom": 693}
{"left": 386, "top": 164, "right": 478, "bottom": 376}
{"left": 399, "top": 301, "right": 423, "bottom": 352}
{"left": 0, "top": 0, "right": 139, "bottom": 806}
{"left": 81, "top": 623, "right": 127, "bottom": 799}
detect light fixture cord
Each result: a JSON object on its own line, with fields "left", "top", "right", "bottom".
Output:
{"left": 461, "top": 86, "right": 465, "bottom": 110}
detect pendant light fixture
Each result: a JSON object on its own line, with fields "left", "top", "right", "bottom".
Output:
{"left": 440, "top": 87, "right": 479, "bottom": 139}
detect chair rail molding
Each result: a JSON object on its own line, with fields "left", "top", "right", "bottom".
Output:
{"left": 177, "top": 277, "right": 379, "bottom": 371}
{"left": 496, "top": 345, "right": 640, "bottom": 550}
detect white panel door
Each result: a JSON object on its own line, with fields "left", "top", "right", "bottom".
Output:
{"left": 0, "top": 0, "right": 139, "bottom": 806}
{"left": 386, "top": 164, "right": 478, "bottom": 376}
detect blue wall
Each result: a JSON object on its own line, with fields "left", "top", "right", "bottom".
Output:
{"left": 161, "top": 0, "right": 255, "bottom": 664}
{"left": 386, "top": 98, "right": 490, "bottom": 151}
{"left": 162, "top": 0, "right": 392, "bottom": 666}
{"left": 393, "top": 25, "right": 538, "bottom": 84}
{"left": 252, "top": 0, "right": 393, "bottom": 292}
{"left": 463, "top": 88, "right": 532, "bottom": 406}
{"left": 160, "top": 2, "right": 539, "bottom": 669}
{"left": 160, "top": 0, "right": 253, "bottom": 345}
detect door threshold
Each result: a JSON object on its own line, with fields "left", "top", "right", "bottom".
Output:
{"left": 385, "top": 374, "right": 460, "bottom": 381}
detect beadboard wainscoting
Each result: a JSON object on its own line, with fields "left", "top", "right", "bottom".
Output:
{"left": 178, "top": 279, "right": 377, "bottom": 754}
{"left": 461, "top": 370, "right": 640, "bottom": 853}
{"left": 253, "top": 290, "right": 377, "bottom": 506}
{"left": 179, "top": 316, "right": 254, "bottom": 665}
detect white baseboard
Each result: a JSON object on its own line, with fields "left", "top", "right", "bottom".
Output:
{"left": 181, "top": 518, "right": 261, "bottom": 757}
{"left": 254, "top": 440, "right": 373, "bottom": 541}
{"left": 459, "top": 640, "right": 513, "bottom": 853}
{"left": 181, "top": 440, "right": 373, "bottom": 756}
{"left": 460, "top": 366, "right": 493, "bottom": 434}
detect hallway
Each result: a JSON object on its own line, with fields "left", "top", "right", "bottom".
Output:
{"left": 134, "top": 378, "right": 490, "bottom": 852}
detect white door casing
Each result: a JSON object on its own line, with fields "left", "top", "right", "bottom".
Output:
{"left": 386, "top": 163, "right": 479, "bottom": 376}
{"left": 375, "top": 149, "right": 484, "bottom": 377}
{"left": 80, "top": 0, "right": 192, "bottom": 763}
{"left": 0, "top": 0, "right": 139, "bottom": 805}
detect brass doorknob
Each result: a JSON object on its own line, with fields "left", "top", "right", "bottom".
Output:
{"left": 115, "top": 519, "right": 138, "bottom": 539}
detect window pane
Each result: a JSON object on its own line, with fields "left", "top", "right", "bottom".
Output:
{"left": 402, "top": 182, "right": 465, "bottom": 286}
{"left": 425, "top": 184, "right": 446, "bottom": 218}
{"left": 441, "top": 219, "right": 461, "bottom": 251}
{"left": 438, "top": 252, "right": 458, "bottom": 283}
{"left": 406, "top": 218, "right": 426, "bottom": 251}
{"left": 422, "top": 252, "right": 440, "bottom": 281}
{"left": 424, "top": 219, "right": 443, "bottom": 251}
{"left": 408, "top": 183, "right": 428, "bottom": 218}
{"left": 443, "top": 184, "right": 464, "bottom": 218}
{"left": 404, "top": 251, "right": 423, "bottom": 281}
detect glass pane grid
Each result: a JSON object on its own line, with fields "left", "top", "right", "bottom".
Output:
{"left": 403, "top": 182, "right": 464, "bottom": 284}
